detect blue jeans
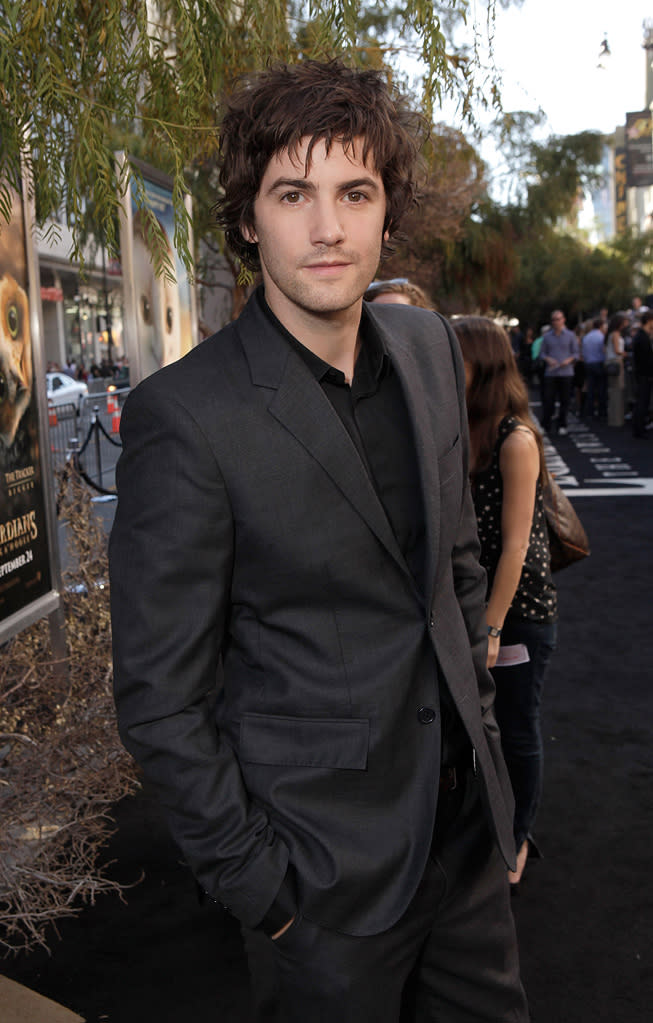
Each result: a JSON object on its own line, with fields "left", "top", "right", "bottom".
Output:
{"left": 491, "top": 619, "right": 557, "bottom": 849}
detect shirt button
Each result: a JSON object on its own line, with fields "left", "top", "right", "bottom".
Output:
{"left": 417, "top": 706, "right": 436, "bottom": 724}
{"left": 429, "top": 616, "right": 435, "bottom": 628}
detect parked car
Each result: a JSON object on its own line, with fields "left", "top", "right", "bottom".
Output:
{"left": 46, "top": 372, "right": 88, "bottom": 413}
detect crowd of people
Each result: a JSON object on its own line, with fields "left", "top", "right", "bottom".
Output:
{"left": 507, "top": 300, "right": 653, "bottom": 438}
{"left": 46, "top": 355, "right": 130, "bottom": 386}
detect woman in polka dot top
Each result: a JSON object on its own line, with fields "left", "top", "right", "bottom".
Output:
{"left": 452, "top": 316, "right": 557, "bottom": 891}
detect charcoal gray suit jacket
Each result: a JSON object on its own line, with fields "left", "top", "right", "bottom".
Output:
{"left": 109, "top": 291, "right": 515, "bottom": 937}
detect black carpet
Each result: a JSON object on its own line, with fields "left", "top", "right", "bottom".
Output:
{"left": 2, "top": 415, "right": 652, "bottom": 1021}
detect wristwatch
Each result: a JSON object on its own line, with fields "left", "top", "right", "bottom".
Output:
{"left": 487, "top": 625, "right": 502, "bottom": 638}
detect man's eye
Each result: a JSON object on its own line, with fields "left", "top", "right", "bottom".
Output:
{"left": 346, "top": 191, "right": 365, "bottom": 203}
{"left": 282, "top": 192, "right": 302, "bottom": 204}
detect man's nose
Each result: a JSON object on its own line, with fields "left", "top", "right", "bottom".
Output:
{"left": 309, "top": 200, "right": 345, "bottom": 246}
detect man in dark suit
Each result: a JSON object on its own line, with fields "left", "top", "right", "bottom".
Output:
{"left": 110, "top": 60, "right": 528, "bottom": 1021}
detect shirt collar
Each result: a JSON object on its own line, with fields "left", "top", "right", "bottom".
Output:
{"left": 256, "top": 285, "right": 390, "bottom": 388}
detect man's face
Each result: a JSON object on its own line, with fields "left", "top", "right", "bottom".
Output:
{"left": 242, "top": 137, "right": 387, "bottom": 329}
{"left": 551, "top": 312, "right": 565, "bottom": 334}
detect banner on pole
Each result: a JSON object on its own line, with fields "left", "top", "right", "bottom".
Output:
{"left": 625, "top": 111, "right": 653, "bottom": 189}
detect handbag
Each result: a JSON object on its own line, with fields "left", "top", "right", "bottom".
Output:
{"left": 543, "top": 474, "right": 590, "bottom": 572}
{"left": 605, "top": 360, "right": 620, "bottom": 376}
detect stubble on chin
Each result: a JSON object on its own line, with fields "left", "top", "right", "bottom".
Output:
{"left": 269, "top": 263, "right": 374, "bottom": 317}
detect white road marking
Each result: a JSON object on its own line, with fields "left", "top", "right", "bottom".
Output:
{"left": 536, "top": 415, "right": 651, "bottom": 497}
{"left": 563, "top": 479, "right": 653, "bottom": 497}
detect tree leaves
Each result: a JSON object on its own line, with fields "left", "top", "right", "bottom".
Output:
{"left": 2, "top": 0, "right": 501, "bottom": 279}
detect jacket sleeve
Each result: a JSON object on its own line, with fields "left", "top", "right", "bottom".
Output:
{"left": 109, "top": 382, "right": 291, "bottom": 927}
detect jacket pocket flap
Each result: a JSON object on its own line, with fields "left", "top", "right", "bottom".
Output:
{"left": 239, "top": 713, "right": 369, "bottom": 770}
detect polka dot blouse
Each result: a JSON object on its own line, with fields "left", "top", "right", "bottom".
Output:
{"left": 472, "top": 416, "right": 557, "bottom": 625}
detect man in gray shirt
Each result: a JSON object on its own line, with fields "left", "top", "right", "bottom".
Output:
{"left": 541, "top": 310, "right": 578, "bottom": 435}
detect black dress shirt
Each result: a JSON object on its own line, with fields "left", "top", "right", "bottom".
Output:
{"left": 265, "top": 306, "right": 427, "bottom": 596}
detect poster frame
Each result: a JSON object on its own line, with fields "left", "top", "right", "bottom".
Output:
{"left": 0, "top": 160, "right": 65, "bottom": 646}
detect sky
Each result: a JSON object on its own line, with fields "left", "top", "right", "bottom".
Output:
{"left": 475, "top": 0, "right": 652, "bottom": 137}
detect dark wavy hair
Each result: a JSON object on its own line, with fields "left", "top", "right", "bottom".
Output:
{"left": 214, "top": 59, "right": 425, "bottom": 271}
{"left": 607, "top": 312, "right": 628, "bottom": 336}
{"left": 364, "top": 279, "right": 434, "bottom": 309}
{"left": 452, "top": 316, "right": 546, "bottom": 481}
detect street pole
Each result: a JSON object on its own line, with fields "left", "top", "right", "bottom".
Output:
{"left": 102, "top": 243, "right": 114, "bottom": 367}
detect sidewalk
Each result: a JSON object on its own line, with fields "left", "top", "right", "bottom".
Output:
{"left": 0, "top": 975, "right": 83, "bottom": 1023}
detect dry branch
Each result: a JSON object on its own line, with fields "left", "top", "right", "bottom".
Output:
{"left": 0, "top": 467, "right": 139, "bottom": 955}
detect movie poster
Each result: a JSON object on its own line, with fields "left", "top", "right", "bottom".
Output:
{"left": 0, "top": 183, "right": 54, "bottom": 634}
{"left": 118, "top": 154, "right": 196, "bottom": 385}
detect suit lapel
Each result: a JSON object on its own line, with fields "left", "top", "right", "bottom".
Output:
{"left": 380, "top": 326, "right": 442, "bottom": 610}
{"left": 237, "top": 296, "right": 411, "bottom": 578}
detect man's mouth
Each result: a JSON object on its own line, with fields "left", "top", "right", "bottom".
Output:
{"left": 303, "top": 261, "right": 352, "bottom": 274}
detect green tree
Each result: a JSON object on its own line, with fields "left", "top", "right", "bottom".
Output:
{"left": 524, "top": 131, "right": 605, "bottom": 228}
{"left": 499, "top": 127, "right": 649, "bottom": 327}
{"left": 380, "top": 125, "right": 493, "bottom": 311}
{"left": 385, "top": 124, "right": 638, "bottom": 323}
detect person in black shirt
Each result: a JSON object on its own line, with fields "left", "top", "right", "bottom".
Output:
{"left": 453, "top": 316, "right": 557, "bottom": 892}
{"left": 631, "top": 310, "right": 653, "bottom": 438}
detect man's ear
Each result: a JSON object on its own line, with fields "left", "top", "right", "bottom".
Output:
{"left": 241, "top": 221, "right": 258, "bottom": 244}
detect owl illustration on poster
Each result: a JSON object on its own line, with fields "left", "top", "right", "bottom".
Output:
{"left": 0, "top": 202, "right": 32, "bottom": 458}
{"left": 0, "top": 179, "right": 54, "bottom": 633}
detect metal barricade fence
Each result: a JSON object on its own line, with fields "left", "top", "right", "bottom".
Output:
{"left": 48, "top": 402, "right": 80, "bottom": 467}
{"left": 48, "top": 386, "right": 130, "bottom": 492}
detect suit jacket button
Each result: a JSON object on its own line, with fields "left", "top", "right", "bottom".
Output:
{"left": 417, "top": 706, "right": 436, "bottom": 724}
{"left": 429, "top": 616, "right": 435, "bottom": 628}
